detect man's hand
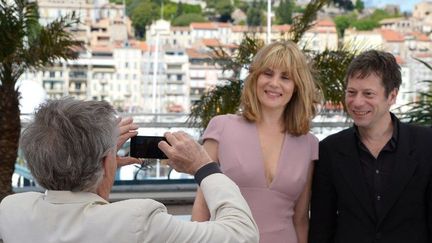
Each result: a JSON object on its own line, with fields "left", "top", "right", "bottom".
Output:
{"left": 116, "top": 117, "right": 141, "bottom": 167}
{"left": 158, "top": 131, "right": 212, "bottom": 175}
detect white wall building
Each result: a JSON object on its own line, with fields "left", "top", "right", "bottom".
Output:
{"left": 37, "top": 0, "right": 125, "bottom": 25}
{"left": 299, "top": 19, "right": 338, "bottom": 52}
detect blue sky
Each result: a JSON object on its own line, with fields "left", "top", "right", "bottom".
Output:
{"left": 365, "top": 0, "right": 424, "bottom": 12}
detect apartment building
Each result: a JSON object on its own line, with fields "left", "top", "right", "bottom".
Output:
{"left": 298, "top": 19, "right": 338, "bottom": 52}
{"left": 37, "top": 0, "right": 125, "bottom": 25}
{"left": 24, "top": 1, "right": 431, "bottom": 114}
{"left": 147, "top": 18, "right": 337, "bottom": 51}
{"left": 164, "top": 50, "right": 191, "bottom": 113}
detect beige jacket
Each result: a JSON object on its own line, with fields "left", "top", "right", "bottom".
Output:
{"left": 0, "top": 173, "right": 258, "bottom": 243}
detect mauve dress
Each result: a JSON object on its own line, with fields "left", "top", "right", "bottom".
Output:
{"left": 203, "top": 114, "right": 319, "bottom": 243}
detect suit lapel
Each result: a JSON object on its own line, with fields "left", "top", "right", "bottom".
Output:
{"left": 377, "top": 123, "right": 417, "bottom": 226}
{"left": 336, "top": 128, "right": 375, "bottom": 221}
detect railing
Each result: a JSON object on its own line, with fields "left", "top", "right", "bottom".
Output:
{"left": 15, "top": 112, "right": 351, "bottom": 202}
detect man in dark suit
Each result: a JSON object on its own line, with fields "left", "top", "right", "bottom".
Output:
{"left": 309, "top": 50, "right": 432, "bottom": 243}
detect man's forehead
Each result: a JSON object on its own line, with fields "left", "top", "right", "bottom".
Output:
{"left": 349, "top": 70, "right": 382, "bottom": 80}
{"left": 347, "top": 73, "right": 386, "bottom": 89}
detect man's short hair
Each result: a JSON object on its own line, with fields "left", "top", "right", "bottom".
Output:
{"left": 19, "top": 98, "right": 118, "bottom": 192}
{"left": 345, "top": 50, "right": 401, "bottom": 96}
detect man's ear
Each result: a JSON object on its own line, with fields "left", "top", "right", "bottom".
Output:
{"left": 95, "top": 154, "right": 115, "bottom": 200}
{"left": 388, "top": 88, "right": 398, "bottom": 105}
{"left": 101, "top": 156, "right": 109, "bottom": 177}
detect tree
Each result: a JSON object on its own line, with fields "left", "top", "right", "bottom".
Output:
{"left": 334, "top": 14, "right": 355, "bottom": 37}
{"left": 355, "top": 0, "right": 364, "bottom": 13}
{"left": 204, "top": 0, "right": 216, "bottom": 9}
{"left": 234, "top": 0, "right": 249, "bottom": 13}
{"left": 175, "top": 1, "right": 185, "bottom": 17}
{"left": 182, "top": 3, "right": 202, "bottom": 15}
{"left": 175, "top": 1, "right": 202, "bottom": 18}
{"left": 332, "top": 0, "right": 354, "bottom": 11}
{"left": 351, "top": 19, "right": 378, "bottom": 30}
{"left": 247, "top": 0, "right": 263, "bottom": 27}
{"left": 369, "top": 9, "right": 396, "bottom": 22}
{"left": 348, "top": 9, "right": 399, "bottom": 31}
{"left": 215, "top": 0, "right": 234, "bottom": 22}
{"left": 172, "top": 13, "right": 207, "bottom": 26}
{"left": 162, "top": 2, "right": 177, "bottom": 20}
{"left": 276, "top": 0, "right": 295, "bottom": 24}
{"left": 129, "top": 0, "right": 159, "bottom": 38}
{"left": 0, "top": 0, "right": 81, "bottom": 200}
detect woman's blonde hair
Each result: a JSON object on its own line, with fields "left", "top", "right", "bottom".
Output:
{"left": 241, "top": 40, "right": 318, "bottom": 136}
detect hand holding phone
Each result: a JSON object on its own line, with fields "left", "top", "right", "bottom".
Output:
{"left": 130, "top": 136, "right": 168, "bottom": 159}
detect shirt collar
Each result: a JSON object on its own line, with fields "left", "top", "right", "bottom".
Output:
{"left": 354, "top": 112, "right": 399, "bottom": 151}
{"left": 44, "top": 190, "right": 109, "bottom": 205}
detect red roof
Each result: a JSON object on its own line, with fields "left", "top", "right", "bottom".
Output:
{"left": 190, "top": 22, "right": 217, "bottom": 30}
{"left": 413, "top": 53, "right": 432, "bottom": 58}
{"left": 186, "top": 48, "right": 211, "bottom": 59}
{"left": 309, "top": 28, "right": 337, "bottom": 33}
{"left": 316, "top": 19, "right": 336, "bottom": 27}
{"left": 134, "top": 41, "right": 148, "bottom": 51}
{"left": 272, "top": 24, "right": 291, "bottom": 32}
{"left": 202, "top": 38, "right": 222, "bottom": 47}
{"left": 410, "top": 31, "right": 431, "bottom": 42}
{"left": 380, "top": 29, "right": 404, "bottom": 42}
{"left": 171, "top": 26, "right": 190, "bottom": 31}
{"left": 232, "top": 25, "right": 248, "bottom": 32}
{"left": 91, "top": 45, "right": 112, "bottom": 53}
{"left": 190, "top": 22, "right": 232, "bottom": 30}
{"left": 216, "top": 22, "right": 232, "bottom": 28}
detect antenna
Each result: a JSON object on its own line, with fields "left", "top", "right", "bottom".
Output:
{"left": 123, "top": 0, "right": 126, "bottom": 23}
{"left": 160, "top": 0, "right": 164, "bottom": 19}
{"left": 267, "top": 0, "right": 271, "bottom": 44}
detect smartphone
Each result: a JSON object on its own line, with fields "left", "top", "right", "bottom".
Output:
{"left": 130, "top": 136, "right": 168, "bottom": 159}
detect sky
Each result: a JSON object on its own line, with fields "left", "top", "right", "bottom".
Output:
{"left": 364, "top": 0, "right": 425, "bottom": 12}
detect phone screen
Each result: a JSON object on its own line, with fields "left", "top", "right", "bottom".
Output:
{"left": 130, "top": 136, "right": 168, "bottom": 159}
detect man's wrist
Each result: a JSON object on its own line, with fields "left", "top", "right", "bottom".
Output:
{"left": 194, "top": 162, "right": 222, "bottom": 185}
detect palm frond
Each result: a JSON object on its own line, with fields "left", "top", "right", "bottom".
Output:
{"left": 398, "top": 58, "right": 432, "bottom": 125}
{"left": 311, "top": 46, "right": 357, "bottom": 105}
{"left": 25, "top": 12, "right": 80, "bottom": 69}
{"left": 400, "top": 81, "right": 432, "bottom": 125}
{"left": 289, "top": 0, "right": 331, "bottom": 43}
{"left": 0, "top": 0, "right": 83, "bottom": 200}
{"left": 414, "top": 57, "right": 432, "bottom": 70}
{"left": 188, "top": 80, "right": 243, "bottom": 129}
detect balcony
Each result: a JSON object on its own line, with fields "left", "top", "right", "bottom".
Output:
{"left": 69, "top": 74, "right": 87, "bottom": 80}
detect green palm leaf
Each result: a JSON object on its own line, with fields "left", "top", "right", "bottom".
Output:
{"left": 0, "top": 0, "right": 82, "bottom": 200}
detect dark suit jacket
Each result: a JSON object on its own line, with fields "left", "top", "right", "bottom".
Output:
{"left": 309, "top": 121, "right": 432, "bottom": 243}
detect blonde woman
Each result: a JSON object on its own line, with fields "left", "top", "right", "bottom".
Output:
{"left": 191, "top": 41, "right": 319, "bottom": 243}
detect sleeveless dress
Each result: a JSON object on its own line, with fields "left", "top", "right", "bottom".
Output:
{"left": 203, "top": 114, "right": 319, "bottom": 243}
